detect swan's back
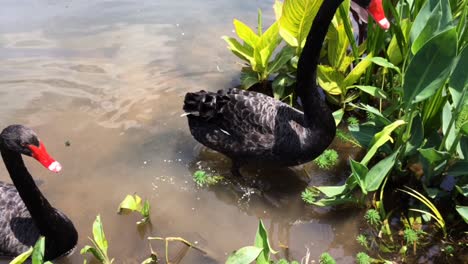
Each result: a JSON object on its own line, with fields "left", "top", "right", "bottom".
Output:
{"left": 0, "top": 182, "right": 39, "bottom": 256}
{"left": 184, "top": 88, "right": 321, "bottom": 166}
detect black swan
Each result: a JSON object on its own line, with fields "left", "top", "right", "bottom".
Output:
{"left": 183, "top": 0, "right": 389, "bottom": 178}
{"left": 0, "top": 125, "right": 77, "bottom": 260}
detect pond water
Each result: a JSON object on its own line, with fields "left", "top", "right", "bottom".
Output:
{"left": 0, "top": 1, "right": 362, "bottom": 263}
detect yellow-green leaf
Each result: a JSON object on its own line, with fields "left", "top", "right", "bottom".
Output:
{"left": 361, "top": 120, "right": 406, "bottom": 165}
{"left": 9, "top": 247, "right": 33, "bottom": 264}
{"left": 317, "top": 65, "right": 344, "bottom": 95}
{"left": 343, "top": 56, "right": 373, "bottom": 88}
{"left": 278, "top": 0, "right": 324, "bottom": 49}
{"left": 233, "top": 19, "right": 259, "bottom": 47}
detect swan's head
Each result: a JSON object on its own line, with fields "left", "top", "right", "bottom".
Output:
{"left": 353, "top": 0, "right": 390, "bottom": 30}
{"left": 0, "top": 125, "right": 62, "bottom": 173}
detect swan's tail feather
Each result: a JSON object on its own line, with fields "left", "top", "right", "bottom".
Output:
{"left": 183, "top": 90, "right": 230, "bottom": 119}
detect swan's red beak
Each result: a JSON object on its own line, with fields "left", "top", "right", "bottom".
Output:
{"left": 28, "top": 142, "right": 62, "bottom": 173}
{"left": 368, "top": 0, "right": 390, "bottom": 30}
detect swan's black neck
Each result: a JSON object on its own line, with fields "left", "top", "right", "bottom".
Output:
{"left": 0, "top": 145, "right": 77, "bottom": 260}
{"left": 296, "top": 0, "right": 343, "bottom": 128}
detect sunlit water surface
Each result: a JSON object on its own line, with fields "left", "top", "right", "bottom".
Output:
{"left": 0, "top": 1, "right": 362, "bottom": 263}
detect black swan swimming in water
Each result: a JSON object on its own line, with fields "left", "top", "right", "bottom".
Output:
{"left": 0, "top": 125, "right": 77, "bottom": 260}
{"left": 183, "top": 0, "right": 389, "bottom": 178}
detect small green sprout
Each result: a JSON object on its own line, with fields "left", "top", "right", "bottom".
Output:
{"left": 356, "top": 252, "right": 371, "bottom": 264}
{"left": 314, "top": 149, "right": 339, "bottom": 169}
{"left": 319, "top": 252, "right": 336, "bottom": 264}
{"left": 301, "top": 188, "right": 318, "bottom": 204}
{"left": 441, "top": 245, "right": 454, "bottom": 257}
{"left": 356, "top": 234, "right": 369, "bottom": 249}
{"left": 193, "top": 170, "right": 223, "bottom": 187}
{"left": 117, "top": 194, "right": 151, "bottom": 225}
{"left": 403, "top": 229, "right": 419, "bottom": 245}
{"left": 365, "top": 209, "right": 381, "bottom": 227}
{"left": 347, "top": 116, "right": 359, "bottom": 125}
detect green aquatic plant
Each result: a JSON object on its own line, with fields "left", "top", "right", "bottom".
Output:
{"left": 319, "top": 252, "right": 336, "bottom": 264}
{"left": 222, "top": 9, "right": 291, "bottom": 90}
{"left": 364, "top": 209, "right": 381, "bottom": 228}
{"left": 356, "top": 234, "right": 369, "bottom": 250}
{"left": 347, "top": 117, "right": 359, "bottom": 126}
{"left": 399, "top": 186, "right": 446, "bottom": 237}
{"left": 441, "top": 245, "right": 455, "bottom": 257}
{"left": 193, "top": 170, "right": 223, "bottom": 187}
{"left": 117, "top": 194, "right": 151, "bottom": 225}
{"left": 301, "top": 188, "right": 318, "bottom": 204}
{"left": 225, "top": 220, "right": 278, "bottom": 264}
{"left": 355, "top": 252, "right": 371, "bottom": 264}
{"left": 10, "top": 237, "right": 53, "bottom": 264}
{"left": 147, "top": 236, "right": 205, "bottom": 264}
{"left": 81, "top": 215, "right": 114, "bottom": 264}
{"left": 313, "top": 149, "right": 339, "bottom": 170}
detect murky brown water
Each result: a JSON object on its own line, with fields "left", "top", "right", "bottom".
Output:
{"left": 0, "top": 1, "right": 363, "bottom": 263}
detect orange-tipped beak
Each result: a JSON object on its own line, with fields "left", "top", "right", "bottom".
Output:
{"left": 28, "top": 142, "right": 62, "bottom": 173}
{"left": 368, "top": 0, "right": 390, "bottom": 30}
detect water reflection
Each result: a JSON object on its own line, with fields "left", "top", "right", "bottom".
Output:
{"left": 0, "top": 0, "right": 362, "bottom": 263}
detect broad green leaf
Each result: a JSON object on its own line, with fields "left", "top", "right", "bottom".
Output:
{"left": 278, "top": 0, "right": 324, "bottom": 49}
{"left": 9, "top": 247, "right": 33, "bottom": 264}
{"left": 332, "top": 109, "right": 344, "bottom": 126}
{"left": 388, "top": 19, "right": 411, "bottom": 65}
{"left": 349, "top": 123, "right": 382, "bottom": 148}
{"left": 349, "top": 85, "right": 389, "bottom": 99}
{"left": 403, "top": 27, "right": 458, "bottom": 105}
{"left": 410, "top": 0, "right": 453, "bottom": 54}
{"left": 273, "top": 1, "right": 283, "bottom": 21}
{"left": 350, "top": 159, "right": 369, "bottom": 194}
{"left": 118, "top": 194, "right": 143, "bottom": 214}
{"left": 365, "top": 150, "right": 399, "bottom": 192}
{"left": 225, "top": 246, "right": 263, "bottom": 264}
{"left": 315, "top": 173, "right": 358, "bottom": 197}
{"left": 368, "top": 57, "right": 401, "bottom": 74}
{"left": 404, "top": 114, "right": 424, "bottom": 156}
{"left": 461, "top": 122, "right": 468, "bottom": 135}
{"left": 418, "top": 148, "right": 450, "bottom": 165}
{"left": 449, "top": 46, "right": 468, "bottom": 107}
{"left": 317, "top": 65, "right": 344, "bottom": 95}
{"left": 267, "top": 46, "right": 294, "bottom": 75}
{"left": 233, "top": 19, "right": 259, "bottom": 47}
{"left": 456, "top": 184, "right": 468, "bottom": 197}
{"left": 314, "top": 184, "right": 348, "bottom": 198}
{"left": 222, "top": 36, "right": 254, "bottom": 62}
{"left": 92, "top": 215, "right": 108, "bottom": 253}
{"left": 327, "top": 3, "right": 350, "bottom": 70}
{"left": 240, "top": 70, "right": 260, "bottom": 89}
{"left": 81, "top": 246, "right": 106, "bottom": 263}
{"left": 258, "top": 22, "right": 281, "bottom": 68}
{"left": 254, "top": 220, "right": 277, "bottom": 264}
{"left": 442, "top": 101, "right": 458, "bottom": 151}
{"left": 272, "top": 73, "right": 295, "bottom": 99}
{"left": 343, "top": 56, "right": 373, "bottom": 88}
{"left": 361, "top": 120, "right": 406, "bottom": 165}
{"left": 447, "top": 161, "right": 468, "bottom": 177}
{"left": 32, "top": 237, "right": 45, "bottom": 264}
{"left": 311, "top": 195, "right": 360, "bottom": 206}
{"left": 455, "top": 206, "right": 468, "bottom": 224}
